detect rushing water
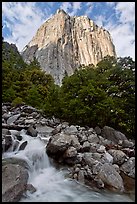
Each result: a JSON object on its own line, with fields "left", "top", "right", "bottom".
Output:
{"left": 3, "top": 129, "right": 133, "bottom": 202}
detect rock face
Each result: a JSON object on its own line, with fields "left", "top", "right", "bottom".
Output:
{"left": 2, "top": 163, "right": 28, "bottom": 202}
{"left": 21, "top": 9, "right": 116, "bottom": 85}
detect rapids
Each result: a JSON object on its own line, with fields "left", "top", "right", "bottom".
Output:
{"left": 2, "top": 129, "right": 133, "bottom": 202}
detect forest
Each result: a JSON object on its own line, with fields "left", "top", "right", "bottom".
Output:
{"left": 2, "top": 41, "right": 135, "bottom": 138}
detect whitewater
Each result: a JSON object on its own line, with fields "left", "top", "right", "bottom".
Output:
{"left": 2, "top": 129, "right": 133, "bottom": 202}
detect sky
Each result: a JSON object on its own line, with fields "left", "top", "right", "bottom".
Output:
{"left": 2, "top": 2, "right": 135, "bottom": 60}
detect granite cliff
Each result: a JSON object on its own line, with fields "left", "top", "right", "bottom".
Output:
{"left": 21, "top": 9, "right": 116, "bottom": 85}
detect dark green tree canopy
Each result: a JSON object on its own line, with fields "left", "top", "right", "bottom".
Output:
{"left": 2, "top": 41, "right": 135, "bottom": 138}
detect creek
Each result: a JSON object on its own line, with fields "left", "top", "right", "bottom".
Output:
{"left": 3, "top": 129, "right": 133, "bottom": 202}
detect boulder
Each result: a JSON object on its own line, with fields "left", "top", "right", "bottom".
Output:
{"left": 101, "top": 126, "right": 127, "bottom": 144}
{"left": 63, "top": 146, "right": 77, "bottom": 158}
{"left": 46, "top": 133, "right": 73, "bottom": 158}
{"left": 102, "top": 152, "right": 113, "bottom": 164}
{"left": 94, "top": 126, "right": 101, "bottom": 135}
{"left": 77, "top": 170, "right": 85, "bottom": 183}
{"left": 108, "top": 149, "right": 127, "bottom": 165}
{"left": 26, "top": 184, "right": 37, "bottom": 193}
{"left": 4, "top": 135, "right": 13, "bottom": 151}
{"left": 82, "top": 141, "right": 90, "bottom": 152}
{"left": 9, "top": 130, "right": 20, "bottom": 138}
{"left": 120, "top": 171, "right": 135, "bottom": 193}
{"left": 13, "top": 140, "right": 20, "bottom": 151}
{"left": 97, "top": 145, "right": 106, "bottom": 153}
{"left": 16, "top": 135, "right": 23, "bottom": 141}
{"left": 88, "top": 134, "right": 100, "bottom": 144}
{"left": 25, "top": 119, "right": 35, "bottom": 125}
{"left": 36, "top": 124, "right": 54, "bottom": 137}
{"left": 2, "top": 163, "right": 29, "bottom": 202}
{"left": 83, "top": 153, "right": 98, "bottom": 167}
{"left": 112, "top": 164, "right": 120, "bottom": 173}
{"left": 122, "top": 148, "right": 135, "bottom": 157}
{"left": 63, "top": 125, "right": 78, "bottom": 135}
{"left": 2, "top": 113, "right": 12, "bottom": 120}
{"left": 7, "top": 114, "right": 21, "bottom": 125}
{"left": 94, "top": 177, "right": 104, "bottom": 189}
{"left": 77, "top": 132, "right": 87, "bottom": 143}
{"left": 2, "top": 157, "right": 30, "bottom": 170}
{"left": 27, "top": 125, "right": 38, "bottom": 137}
{"left": 122, "top": 140, "right": 134, "bottom": 148}
{"left": 120, "top": 157, "right": 135, "bottom": 178}
{"left": 97, "top": 163, "right": 124, "bottom": 192}
{"left": 92, "top": 162, "right": 103, "bottom": 175}
{"left": 2, "top": 128, "right": 11, "bottom": 135}
{"left": 19, "top": 141, "right": 28, "bottom": 151}
{"left": 46, "top": 133, "right": 81, "bottom": 161}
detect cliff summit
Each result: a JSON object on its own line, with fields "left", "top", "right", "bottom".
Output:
{"left": 22, "top": 9, "right": 116, "bottom": 85}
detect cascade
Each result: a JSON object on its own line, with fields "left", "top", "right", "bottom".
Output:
{"left": 2, "top": 129, "right": 133, "bottom": 202}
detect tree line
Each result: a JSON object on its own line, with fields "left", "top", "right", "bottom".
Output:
{"left": 2, "top": 41, "right": 135, "bottom": 138}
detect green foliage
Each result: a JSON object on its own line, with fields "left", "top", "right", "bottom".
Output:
{"left": 58, "top": 56, "right": 135, "bottom": 138}
{"left": 2, "top": 41, "right": 135, "bottom": 138}
{"left": 12, "top": 97, "right": 24, "bottom": 107}
{"left": 2, "top": 41, "right": 55, "bottom": 111}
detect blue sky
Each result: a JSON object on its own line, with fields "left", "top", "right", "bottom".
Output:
{"left": 2, "top": 2, "right": 135, "bottom": 60}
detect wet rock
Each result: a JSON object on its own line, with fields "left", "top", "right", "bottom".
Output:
{"left": 120, "top": 157, "right": 135, "bottom": 178}
{"left": 86, "top": 168, "right": 94, "bottom": 179}
{"left": 94, "top": 177, "right": 104, "bottom": 189}
{"left": 5, "top": 135, "right": 13, "bottom": 151}
{"left": 9, "top": 130, "right": 20, "bottom": 138}
{"left": 77, "top": 170, "right": 85, "bottom": 183}
{"left": 16, "top": 135, "right": 23, "bottom": 141}
{"left": 2, "top": 163, "right": 28, "bottom": 202}
{"left": 97, "top": 163, "right": 124, "bottom": 192}
{"left": 26, "top": 184, "right": 37, "bottom": 193}
{"left": 120, "top": 171, "right": 135, "bottom": 193}
{"left": 19, "top": 141, "right": 28, "bottom": 151}
{"left": 73, "top": 173, "right": 78, "bottom": 179}
{"left": 2, "top": 157, "right": 30, "bottom": 170}
{"left": 13, "top": 140, "right": 20, "bottom": 151}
